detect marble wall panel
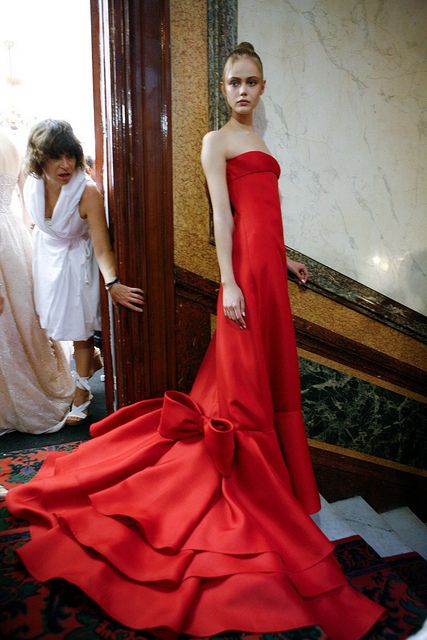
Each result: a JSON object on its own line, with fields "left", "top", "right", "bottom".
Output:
{"left": 300, "top": 357, "right": 427, "bottom": 469}
{"left": 238, "top": 0, "right": 427, "bottom": 315}
{"left": 298, "top": 347, "right": 426, "bottom": 405}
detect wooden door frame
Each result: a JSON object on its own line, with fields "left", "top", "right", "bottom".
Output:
{"left": 90, "top": 0, "right": 175, "bottom": 410}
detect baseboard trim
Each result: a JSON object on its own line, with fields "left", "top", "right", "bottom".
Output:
{"left": 309, "top": 439, "right": 427, "bottom": 521}
{"left": 295, "top": 317, "right": 426, "bottom": 397}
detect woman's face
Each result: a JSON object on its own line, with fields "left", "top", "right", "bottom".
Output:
{"left": 43, "top": 153, "right": 77, "bottom": 186}
{"left": 222, "top": 56, "right": 265, "bottom": 115}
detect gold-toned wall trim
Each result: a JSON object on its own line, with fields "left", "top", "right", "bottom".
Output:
{"left": 170, "top": 0, "right": 219, "bottom": 281}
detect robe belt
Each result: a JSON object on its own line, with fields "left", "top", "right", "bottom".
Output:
{"left": 79, "top": 238, "right": 93, "bottom": 285}
{"left": 158, "top": 391, "right": 235, "bottom": 477}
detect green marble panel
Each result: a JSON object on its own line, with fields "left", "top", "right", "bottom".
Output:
{"left": 208, "top": 0, "right": 237, "bottom": 130}
{"left": 299, "top": 357, "right": 427, "bottom": 469}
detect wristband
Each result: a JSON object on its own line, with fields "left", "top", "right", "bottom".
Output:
{"left": 105, "top": 277, "right": 119, "bottom": 290}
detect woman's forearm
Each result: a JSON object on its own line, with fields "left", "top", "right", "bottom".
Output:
{"left": 93, "top": 246, "right": 117, "bottom": 284}
{"left": 213, "top": 214, "right": 236, "bottom": 285}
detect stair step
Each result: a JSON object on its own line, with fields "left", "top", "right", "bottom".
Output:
{"left": 329, "top": 496, "right": 412, "bottom": 558}
{"left": 381, "top": 506, "right": 427, "bottom": 561}
{"left": 311, "top": 495, "right": 356, "bottom": 541}
{"left": 407, "top": 619, "right": 427, "bottom": 639}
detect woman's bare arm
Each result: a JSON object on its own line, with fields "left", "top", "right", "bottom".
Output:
{"left": 201, "top": 133, "right": 246, "bottom": 328}
{"left": 80, "top": 185, "right": 144, "bottom": 312}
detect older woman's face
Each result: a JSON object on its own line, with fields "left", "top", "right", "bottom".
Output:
{"left": 43, "top": 153, "right": 77, "bottom": 186}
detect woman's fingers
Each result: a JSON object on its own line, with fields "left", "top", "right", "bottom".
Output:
{"left": 224, "top": 303, "right": 246, "bottom": 328}
{"left": 118, "top": 294, "right": 144, "bottom": 311}
{"left": 222, "top": 284, "right": 246, "bottom": 328}
{"left": 126, "top": 287, "right": 144, "bottom": 302}
{"left": 227, "top": 307, "right": 237, "bottom": 322}
{"left": 129, "top": 287, "right": 144, "bottom": 296}
{"left": 233, "top": 304, "right": 246, "bottom": 329}
{"left": 110, "top": 284, "right": 144, "bottom": 311}
{"left": 296, "top": 262, "right": 308, "bottom": 283}
{"left": 122, "top": 300, "right": 144, "bottom": 312}
{"left": 239, "top": 299, "right": 246, "bottom": 328}
{"left": 299, "top": 266, "right": 308, "bottom": 282}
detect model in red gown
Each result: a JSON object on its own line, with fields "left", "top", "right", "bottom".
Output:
{"left": 6, "top": 150, "right": 385, "bottom": 639}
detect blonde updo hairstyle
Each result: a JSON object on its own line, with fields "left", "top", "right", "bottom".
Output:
{"left": 223, "top": 42, "right": 264, "bottom": 81}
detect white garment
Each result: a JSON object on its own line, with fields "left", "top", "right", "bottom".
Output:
{"left": 24, "top": 170, "right": 101, "bottom": 341}
{"left": 0, "top": 130, "right": 74, "bottom": 434}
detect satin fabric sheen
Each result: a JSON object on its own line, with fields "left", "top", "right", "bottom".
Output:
{"left": 6, "top": 152, "right": 385, "bottom": 638}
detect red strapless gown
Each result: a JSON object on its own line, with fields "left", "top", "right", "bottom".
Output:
{"left": 6, "top": 152, "right": 384, "bottom": 639}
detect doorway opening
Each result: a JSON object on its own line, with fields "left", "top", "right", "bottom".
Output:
{"left": 0, "top": 0, "right": 107, "bottom": 451}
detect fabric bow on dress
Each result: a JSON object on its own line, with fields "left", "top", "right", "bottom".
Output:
{"left": 159, "top": 391, "right": 235, "bottom": 477}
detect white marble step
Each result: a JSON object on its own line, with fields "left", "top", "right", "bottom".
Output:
{"left": 381, "top": 506, "right": 427, "bottom": 561}
{"left": 311, "top": 495, "right": 356, "bottom": 541}
{"left": 328, "top": 495, "right": 413, "bottom": 558}
{"left": 409, "top": 618, "right": 427, "bottom": 638}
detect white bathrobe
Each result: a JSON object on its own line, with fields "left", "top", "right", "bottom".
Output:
{"left": 24, "top": 169, "right": 101, "bottom": 341}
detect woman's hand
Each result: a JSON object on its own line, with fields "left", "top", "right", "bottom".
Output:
{"left": 109, "top": 283, "right": 144, "bottom": 312}
{"left": 287, "top": 258, "right": 309, "bottom": 284}
{"left": 223, "top": 282, "right": 246, "bottom": 328}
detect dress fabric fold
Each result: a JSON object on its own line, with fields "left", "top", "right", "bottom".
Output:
{"left": 6, "top": 151, "right": 385, "bottom": 638}
{"left": 0, "top": 144, "right": 74, "bottom": 434}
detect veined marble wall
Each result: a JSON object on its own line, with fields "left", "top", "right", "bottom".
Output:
{"left": 299, "top": 357, "right": 427, "bottom": 469}
{"left": 238, "top": 0, "right": 427, "bottom": 316}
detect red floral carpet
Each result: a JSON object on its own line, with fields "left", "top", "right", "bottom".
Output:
{"left": 0, "top": 444, "right": 426, "bottom": 640}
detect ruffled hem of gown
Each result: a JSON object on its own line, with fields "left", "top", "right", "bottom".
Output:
{"left": 6, "top": 391, "right": 385, "bottom": 639}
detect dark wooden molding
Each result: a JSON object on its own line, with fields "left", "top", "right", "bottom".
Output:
{"left": 94, "top": 0, "right": 175, "bottom": 407}
{"left": 90, "top": 0, "right": 114, "bottom": 412}
{"left": 174, "top": 265, "right": 218, "bottom": 313}
{"left": 175, "top": 298, "right": 211, "bottom": 393}
{"left": 89, "top": 0, "right": 105, "bottom": 194}
{"left": 174, "top": 267, "right": 216, "bottom": 392}
{"left": 309, "top": 439, "right": 427, "bottom": 521}
{"left": 294, "top": 316, "right": 427, "bottom": 397}
{"left": 174, "top": 266, "right": 427, "bottom": 396}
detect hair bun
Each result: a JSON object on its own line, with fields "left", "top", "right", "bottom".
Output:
{"left": 235, "top": 42, "right": 255, "bottom": 53}
{"left": 224, "top": 41, "right": 263, "bottom": 80}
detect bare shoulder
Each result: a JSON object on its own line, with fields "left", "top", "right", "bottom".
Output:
{"left": 81, "top": 182, "right": 102, "bottom": 205}
{"left": 202, "top": 129, "right": 224, "bottom": 152}
{"left": 79, "top": 182, "right": 103, "bottom": 218}
{"left": 201, "top": 130, "right": 227, "bottom": 168}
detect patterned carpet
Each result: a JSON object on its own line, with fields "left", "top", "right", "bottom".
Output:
{"left": 0, "top": 443, "right": 426, "bottom": 640}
